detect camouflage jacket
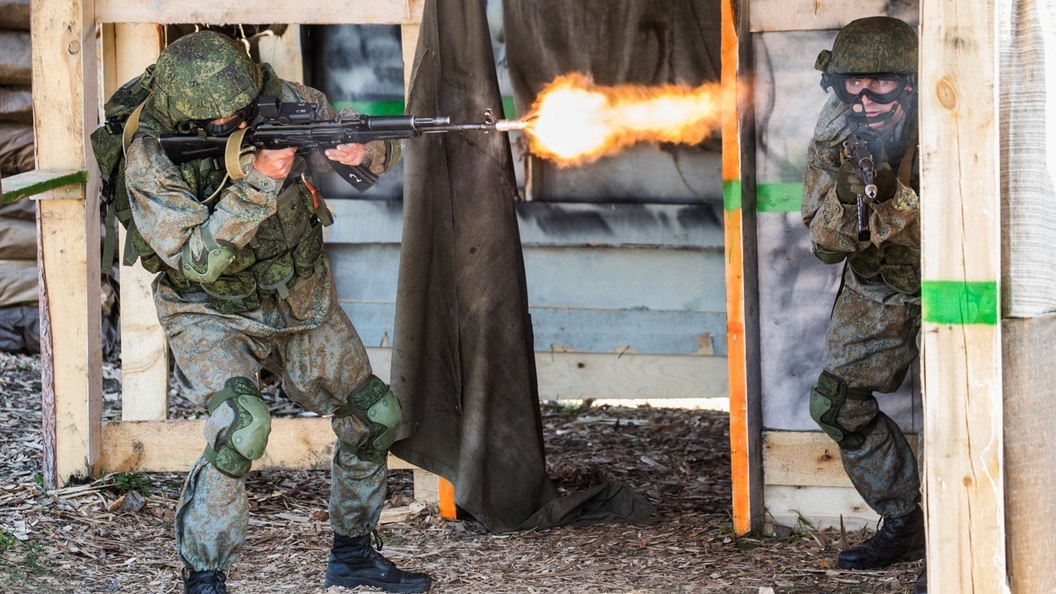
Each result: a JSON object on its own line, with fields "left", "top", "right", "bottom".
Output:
{"left": 126, "top": 68, "right": 396, "bottom": 324}
{"left": 802, "top": 95, "right": 921, "bottom": 295}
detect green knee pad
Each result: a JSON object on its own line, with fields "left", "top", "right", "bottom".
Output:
{"left": 203, "top": 376, "right": 272, "bottom": 478}
{"left": 333, "top": 375, "right": 403, "bottom": 462}
{"left": 809, "top": 371, "right": 875, "bottom": 451}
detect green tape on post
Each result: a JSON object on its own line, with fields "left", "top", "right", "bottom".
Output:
{"left": 921, "top": 280, "right": 999, "bottom": 325}
{"left": 723, "top": 180, "right": 741, "bottom": 212}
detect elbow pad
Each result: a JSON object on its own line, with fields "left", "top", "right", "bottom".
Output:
{"left": 181, "top": 226, "right": 236, "bottom": 284}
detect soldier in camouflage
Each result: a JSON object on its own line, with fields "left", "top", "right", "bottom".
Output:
{"left": 123, "top": 31, "right": 431, "bottom": 594}
{"left": 801, "top": 17, "right": 927, "bottom": 594}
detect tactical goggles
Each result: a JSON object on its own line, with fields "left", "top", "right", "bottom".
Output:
{"left": 178, "top": 101, "right": 259, "bottom": 136}
{"left": 827, "top": 74, "right": 910, "bottom": 105}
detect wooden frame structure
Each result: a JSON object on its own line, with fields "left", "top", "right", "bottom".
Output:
{"left": 721, "top": 1, "right": 1008, "bottom": 592}
{"left": 15, "top": 0, "right": 442, "bottom": 503}
{"left": 1, "top": 0, "right": 1028, "bottom": 592}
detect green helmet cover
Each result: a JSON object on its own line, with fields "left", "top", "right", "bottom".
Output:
{"left": 815, "top": 17, "right": 918, "bottom": 76}
{"left": 153, "top": 30, "right": 263, "bottom": 122}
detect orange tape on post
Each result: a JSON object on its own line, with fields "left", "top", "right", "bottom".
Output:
{"left": 438, "top": 477, "right": 456, "bottom": 519}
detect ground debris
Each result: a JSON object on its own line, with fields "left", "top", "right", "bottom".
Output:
{"left": 0, "top": 351, "right": 920, "bottom": 593}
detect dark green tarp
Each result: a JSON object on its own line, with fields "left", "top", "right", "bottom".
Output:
{"left": 390, "top": 0, "right": 656, "bottom": 532}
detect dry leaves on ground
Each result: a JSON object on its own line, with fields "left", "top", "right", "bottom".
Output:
{"left": 0, "top": 351, "right": 921, "bottom": 593}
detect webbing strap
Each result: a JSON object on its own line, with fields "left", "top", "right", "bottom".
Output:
{"left": 121, "top": 101, "right": 147, "bottom": 155}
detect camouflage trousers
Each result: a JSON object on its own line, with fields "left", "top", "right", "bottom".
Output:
{"left": 162, "top": 300, "right": 387, "bottom": 572}
{"left": 818, "top": 267, "right": 921, "bottom": 519}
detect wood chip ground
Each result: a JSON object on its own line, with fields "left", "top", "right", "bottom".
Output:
{"left": 0, "top": 351, "right": 921, "bottom": 593}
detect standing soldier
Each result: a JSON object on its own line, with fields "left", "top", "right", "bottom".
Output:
{"left": 801, "top": 16, "right": 926, "bottom": 594}
{"left": 119, "top": 31, "right": 431, "bottom": 593}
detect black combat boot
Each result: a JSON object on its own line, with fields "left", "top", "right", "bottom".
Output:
{"left": 183, "top": 569, "right": 228, "bottom": 594}
{"left": 324, "top": 532, "right": 432, "bottom": 593}
{"left": 837, "top": 506, "right": 926, "bottom": 569}
{"left": 912, "top": 563, "right": 927, "bottom": 594}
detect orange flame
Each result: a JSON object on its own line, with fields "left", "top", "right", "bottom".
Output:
{"left": 522, "top": 73, "right": 724, "bottom": 167}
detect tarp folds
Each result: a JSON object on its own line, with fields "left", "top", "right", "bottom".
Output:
{"left": 390, "top": 0, "right": 655, "bottom": 533}
{"left": 502, "top": 0, "right": 721, "bottom": 115}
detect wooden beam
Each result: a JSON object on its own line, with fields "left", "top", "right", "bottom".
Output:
{"left": 919, "top": 0, "right": 1006, "bottom": 592}
{"left": 722, "top": 0, "right": 764, "bottom": 536}
{"left": 749, "top": 0, "right": 918, "bottom": 33}
{"left": 31, "top": 0, "right": 102, "bottom": 489}
{"left": 98, "top": 418, "right": 418, "bottom": 472}
{"left": 93, "top": 0, "right": 425, "bottom": 25}
{"left": 100, "top": 23, "right": 170, "bottom": 422}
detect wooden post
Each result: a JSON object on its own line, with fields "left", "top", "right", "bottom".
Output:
{"left": 31, "top": 0, "right": 101, "bottom": 488}
{"left": 919, "top": 0, "right": 1006, "bottom": 591}
{"left": 722, "top": 0, "right": 763, "bottom": 535}
{"left": 100, "top": 24, "right": 170, "bottom": 422}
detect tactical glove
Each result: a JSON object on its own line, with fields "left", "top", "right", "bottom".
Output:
{"left": 871, "top": 164, "right": 898, "bottom": 204}
{"left": 835, "top": 160, "right": 861, "bottom": 204}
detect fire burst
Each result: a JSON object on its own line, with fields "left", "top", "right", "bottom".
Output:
{"left": 520, "top": 73, "right": 724, "bottom": 167}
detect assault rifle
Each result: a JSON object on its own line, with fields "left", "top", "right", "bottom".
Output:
{"left": 158, "top": 96, "right": 525, "bottom": 192}
{"left": 842, "top": 132, "right": 878, "bottom": 242}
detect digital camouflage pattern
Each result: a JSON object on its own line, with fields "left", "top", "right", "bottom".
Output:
{"left": 124, "top": 56, "right": 398, "bottom": 571}
{"left": 152, "top": 30, "right": 263, "bottom": 123}
{"left": 802, "top": 91, "right": 922, "bottom": 519}
{"left": 814, "top": 16, "right": 918, "bottom": 76}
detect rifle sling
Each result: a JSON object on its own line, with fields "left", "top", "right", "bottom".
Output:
{"left": 225, "top": 127, "right": 251, "bottom": 180}
{"left": 121, "top": 101, "right": 147, "bottom": 155}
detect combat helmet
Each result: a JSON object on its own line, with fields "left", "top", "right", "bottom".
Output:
{"left": 152, "top": 30, "right": 263, "bottom": 126}
{"left": 816, "top": 17, "right": 917, "bottom": 127}
{"left": 816, "top": 17, "right": 917, "bottom": 78}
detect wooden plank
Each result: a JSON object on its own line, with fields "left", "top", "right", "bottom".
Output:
{"left": 919, "top": 0, "right": 1006, "bottom": 592}
{"left": 722, "top": 0, "right": 764, "bottom": 536}
{"left": 534, "top": 352, "right": 727, "bottom": 400}
{"left": 749, "top": 0, "right": 918, "bottom": 33}
{"left": 763, "top": 431, "right": 919, "bottom": 489}
{"left": 94, "top": 0, "right": 425, "bottom": 25}
{"left": 366, "top": 347, "right": 728, "bottom": 401}
{"left": 102, "top": 23, "right": 169, "bottom": 422}
{"left": 411, "top": 469, "right": 439, "bottom": 504}
{"left": 31, "top": 0, "right": 102, "bottom": 489}
{"left": 256, "top": 26, "right": 304, "bottom": 84}
{"left": 1003, "top": 314, "right": 1056, "bottom": 592}
{"left": 1, "top": 169, "right": 87, "bottom": 204}
{"left": 400, "top": 24, "right": 420, "bottom": 95}
{"left": 765, "top": 485, "right": 878, "bottom": 531}
{"left": 98, "top": 418, "right": 419, "bottom": 472}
